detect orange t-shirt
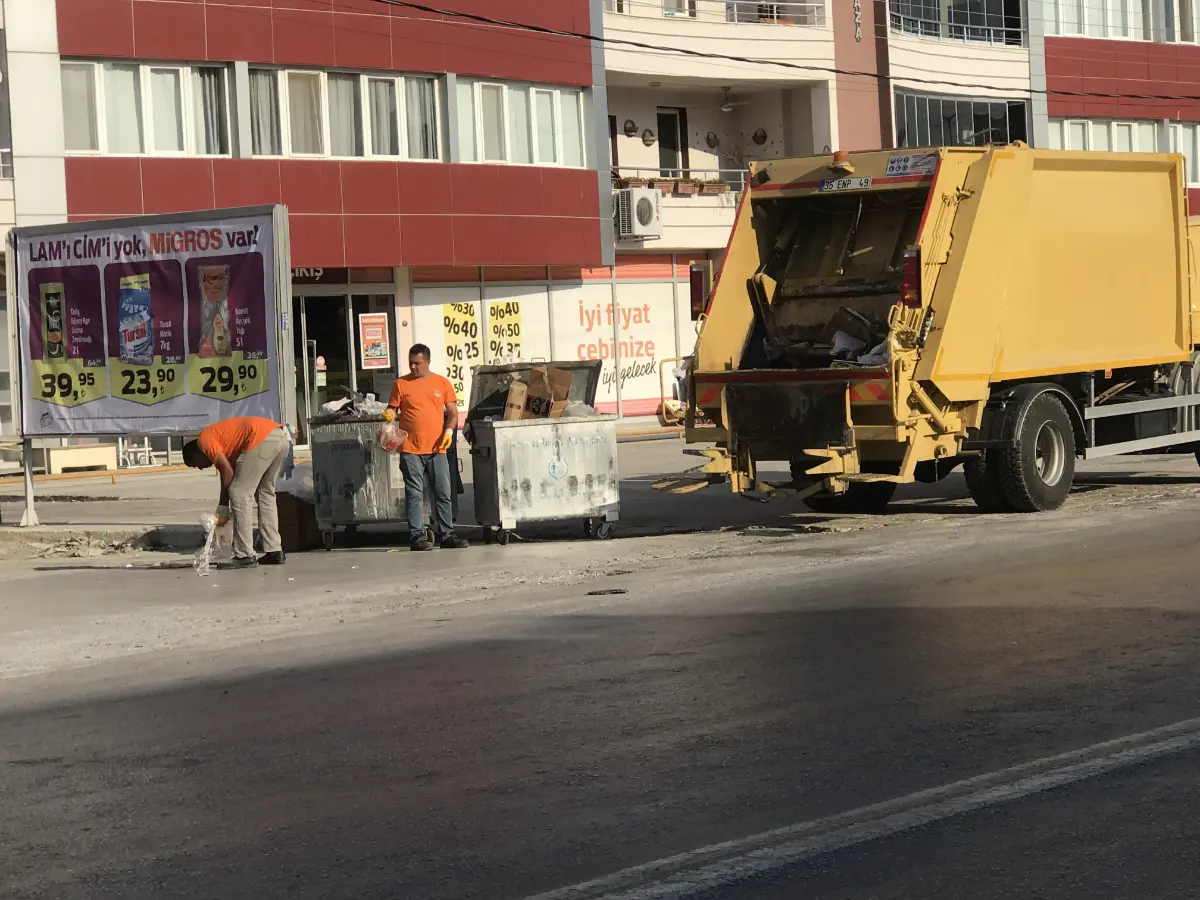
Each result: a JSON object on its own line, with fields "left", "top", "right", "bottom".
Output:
{"left": 387, "top": 374, "right": 456, "bottom": 454}
{"left": 197, "top": 416, "right": 280, "bottom": 463}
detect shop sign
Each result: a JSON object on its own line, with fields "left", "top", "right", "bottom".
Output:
{"left": 292, "top": 267, "right": 349, "bottom": 285}
{"left": 14, "top": 207, "right": 286, "bottom": 435}
{"left": 358, "top": 312, "right": 391, "bottom": 370}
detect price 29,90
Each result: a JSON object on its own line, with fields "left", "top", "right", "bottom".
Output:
{"left": 41, "top": 371, "right": 96, "bottom": 401}
{"left": 200, "top": 363, "right": 258, "bottom": 397}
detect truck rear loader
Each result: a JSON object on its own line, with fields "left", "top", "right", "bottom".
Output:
{"left": 670, "top": 144, "right": 1200, "bottom": 512}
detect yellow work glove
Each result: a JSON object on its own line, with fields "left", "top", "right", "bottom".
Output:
{"left": 215, "top": 505, "right": 231, "bottom": 527}
{"left": 436, "top": 429, "right": 453, "bottom": 453}
{"left": 382, "top": 407, "right": 396, "bottom": 422}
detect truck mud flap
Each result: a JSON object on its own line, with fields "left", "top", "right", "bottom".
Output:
{"left": 725, "top": 381, "right": 848, "bottom": 450}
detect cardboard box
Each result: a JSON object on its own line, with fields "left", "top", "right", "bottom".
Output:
{"left": 524, "top": 365, "right": 573, "bottom": 418}
{"left": 504, "top": 382, "right": 529, "bottom": 420}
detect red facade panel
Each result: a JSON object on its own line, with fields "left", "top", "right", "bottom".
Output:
{"left": 1046, "top": 36, "right": 1200, "bottom": 120}
{"left": 66, "top": 158, "right": 603, "bottom": 268}
{"left": 58, "top": 0, "right": 593, "bottom": 87}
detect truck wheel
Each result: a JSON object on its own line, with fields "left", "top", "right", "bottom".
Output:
{"left": 963, "top": 451, "right": 1013, "bottom": 513}
{"left": 996, "top": 393, "right": 1076, "bottom": 513}
{"left": 803, "top": 481, "right": 897, "bottom": 514}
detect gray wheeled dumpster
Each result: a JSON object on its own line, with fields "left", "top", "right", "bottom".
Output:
{"left": 465, "top": 361, "right": 619, "bottom": 544}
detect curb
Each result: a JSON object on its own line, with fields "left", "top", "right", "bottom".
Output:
{"left": 1, "top": 430, "right": 684, "bottom": 486}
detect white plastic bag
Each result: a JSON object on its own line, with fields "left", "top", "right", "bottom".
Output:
{"left": 563, "top": 401, "right": 598, "bottom": 419}
{"left": 194, "top": 512, "right": 233, "bottom": 576}
{"left": 276, "top": 461, "right": 315, "bottom": 504}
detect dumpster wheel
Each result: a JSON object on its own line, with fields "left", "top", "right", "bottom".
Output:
{"left": 586, "top": 518, "right": 614, "bottom": 540}
{"left": 321, "top": 530, "right": 335, "bottom": 551}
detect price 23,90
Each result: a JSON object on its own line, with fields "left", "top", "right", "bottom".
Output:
{"left": 200, "top": 363, "right": 259, "bottom": 397}
{"left": 119, "top": 368, "right": 177, "bottom": 397}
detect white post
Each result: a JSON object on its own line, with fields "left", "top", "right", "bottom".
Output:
{"left": 19, "top": 438, "right": 38, "bottom": 527}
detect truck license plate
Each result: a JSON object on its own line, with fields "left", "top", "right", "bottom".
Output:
{"left": 818, "top": 176, "right": 873, "bottom": 192}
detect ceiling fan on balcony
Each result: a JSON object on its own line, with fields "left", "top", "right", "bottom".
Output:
{"left": 719, "top": 87, "right": 750, "bottom": 113}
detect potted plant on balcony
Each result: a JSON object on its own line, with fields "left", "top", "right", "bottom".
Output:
{"left": 701, "top": 179, "right": 731, "bottom": 195}
{"left": 651, "top": 178, "right": 678, "bottom": 195}
{"left": 618, "top": 174, "right": 649, "bottom": 189}
{"left": 675, "top": 178, "right": 702, "bottom": 196}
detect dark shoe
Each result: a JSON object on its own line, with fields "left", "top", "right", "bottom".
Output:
{"left": 223, "top": 556, "right": 258, "bottom": 570}
{"left": 410, "top": 537, "right": 435, "bottom": 552}
{"left": 258, "top": 551, "right": 286, "bottom": 565}
{"left": 439, "top": 534, "right": 469, "bottom": 549}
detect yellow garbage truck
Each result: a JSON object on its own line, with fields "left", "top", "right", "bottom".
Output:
{"left": 672, "top": 143, "right": 1200, "bottom": 512}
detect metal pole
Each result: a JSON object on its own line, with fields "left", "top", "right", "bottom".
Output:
{"left": 19, "top": 437, "right": 38, "bottom": 527}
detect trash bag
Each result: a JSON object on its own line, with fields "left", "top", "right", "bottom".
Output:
{"left": 376, "top": 421, "right": 408, "bottom": 452}
{"left": 277, "top": 461, "right": 315, "bottom": 504}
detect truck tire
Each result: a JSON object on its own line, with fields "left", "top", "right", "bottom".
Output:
{"left": 803, "top": 481, "right": 897, "bottom": 514}
{"left": 963, "top": 451, "right": 1012, "bottom": 513}
{"left": 996, "top": 393, "right": 1076, "bottom": 513}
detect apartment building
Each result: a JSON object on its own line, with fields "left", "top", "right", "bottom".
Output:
{"left": 4, "top": 0, "right": 1200, "bottom": 445}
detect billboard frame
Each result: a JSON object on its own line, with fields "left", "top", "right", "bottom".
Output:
{"left": 7, "top": 204, "right": 294, "bottom": 527}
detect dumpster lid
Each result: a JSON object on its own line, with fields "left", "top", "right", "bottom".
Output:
{"left": 466, "top": 360, "right": 603, "bottom": 421}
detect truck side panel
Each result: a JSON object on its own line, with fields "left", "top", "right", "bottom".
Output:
{"left": 917, "top": 150, "right": 1189, "bottom": 400}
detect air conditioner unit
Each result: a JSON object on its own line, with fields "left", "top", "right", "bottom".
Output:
{"left": 615, "top": 188, "right": 663, "bottom": 240}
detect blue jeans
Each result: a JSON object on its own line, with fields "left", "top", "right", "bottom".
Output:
{"left": 400, "top": 452, "right": 455, "bottom": 541}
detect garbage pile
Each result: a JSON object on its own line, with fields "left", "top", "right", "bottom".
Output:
{"left": 309, "top": 389, "right": 390, "bottom": 425}
{"left": 464, "top": 364, "right": 598, "bottom": 443}
{"left": 768, "top": 307, "right": 892, "bottom": 369}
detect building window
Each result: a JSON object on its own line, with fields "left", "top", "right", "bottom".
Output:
{"left": 62, "top": 60, "right": 232, "bottom": 156}
{"left": 663, "top": 0, "right": 698, "bottom": 16}
{"left": 62, "top": 62, "right": 99, "bottom": 152}
{"left": 328, "top": 72, "right": 363, "bottom": 157}
{"left": 892, "top": 0, "right": 1024, "bottom": 44}
{"left": 457, "top": 80, "right": 586, "bottom": 168}
{"left": 369, "top": 78, "right": 399, "bottom": 156}
{"left": 103, "top": 63, "right": 143, "bottom": 154}
{"left": 1049, "top": 118, "right": 1189, "bottom": 179}
{"left": 895, "top": 90, "right": 1027, "bottom": 148}
{"left": 248, "top": 68, "right": 440, "bottom": 161}
{"left": 149, "top": 67, "right": 184, "bottom": 153}
{"left": 249, "top": 68, "right": 282, "bottom": 156}
{"left": 194, "top": 67, "right": 230, "bottom": 155}
{"left": 405, "top": 78, "right": 440, "bottom": 160}
{"left": 657, "top": 107, "right": 689, "bottom": 177}
{"left": 1047, "top": 0, "right": 1151, "bottom": 38}
{"left": 286, "top": 71, "right": 325, "bottom": 156}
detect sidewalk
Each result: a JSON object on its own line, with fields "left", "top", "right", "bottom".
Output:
{"left": 0, "top": 438, "right": 798, "bottom": 559}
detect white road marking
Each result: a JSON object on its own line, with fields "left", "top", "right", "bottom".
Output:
{"left": 526, "top": 715, "right": 1200, "bottom": 900}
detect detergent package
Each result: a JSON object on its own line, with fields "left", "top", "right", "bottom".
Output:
{"left": 118, "top": 273, "right": 154, "bottom": 365}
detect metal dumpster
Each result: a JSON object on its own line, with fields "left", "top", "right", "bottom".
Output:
{"left": 310, "top": 415, "right": 464, "bottom": 550}
{"left": 466, "top": 361, "right": 619, "bottom": 544}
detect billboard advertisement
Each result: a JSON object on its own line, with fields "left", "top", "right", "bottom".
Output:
{"left": 13, "top": 207, "right": 292, "bottom": 436}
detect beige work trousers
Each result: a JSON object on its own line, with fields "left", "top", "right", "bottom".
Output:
{"left": 229, "top": 427, "right": 290, "bottom": 558}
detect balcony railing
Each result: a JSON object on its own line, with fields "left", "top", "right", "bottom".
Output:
{"left": 889, "top": 11, "right": 1026, "bottom": 46}
{"left": 612, "top": 166, "right": 748, "bottom": 196}
{"left": 604, "top": 0, "right": 826, "bottom": 27}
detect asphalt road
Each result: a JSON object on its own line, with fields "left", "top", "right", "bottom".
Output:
{"left": 4, "top": 489, "right": 1200, "bottom": 898}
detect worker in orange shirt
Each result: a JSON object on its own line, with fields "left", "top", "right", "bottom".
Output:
{"left": 385, "top": 344, "right": 469, "bottom": 551}
{"left": 182, "top": 416, "right": 291, "bottom": 568}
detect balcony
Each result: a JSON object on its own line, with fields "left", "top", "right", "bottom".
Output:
{"left": 612, "top": 167, "right": 742, "bottom": 250}
{"left": 605, "top": 0, "right": 825, "bottom": 26}
{"left": 603, "top": 0, "right": 832, "bottom": 81}
{"left": 889, "top": 2, "right": 1026, "bottom": 46}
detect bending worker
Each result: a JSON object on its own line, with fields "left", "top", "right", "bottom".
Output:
{"left": 385, "top": 344, "right": 469, "bottom": 551}
{"left": 183, "top": 416, "right": 291, "bottom": 568}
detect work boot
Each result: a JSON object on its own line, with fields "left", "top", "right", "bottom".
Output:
{"left": 223, "top": 556, "right": 258, "bottom": 570}
{"left": 439, "top": 534, "right": 469, "bottom": 550}
{"left": 258, "top": 551, "right": 286, "bottom": 565}
{"left": 410, "top": 536, "right": 435, "bottom": 552}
